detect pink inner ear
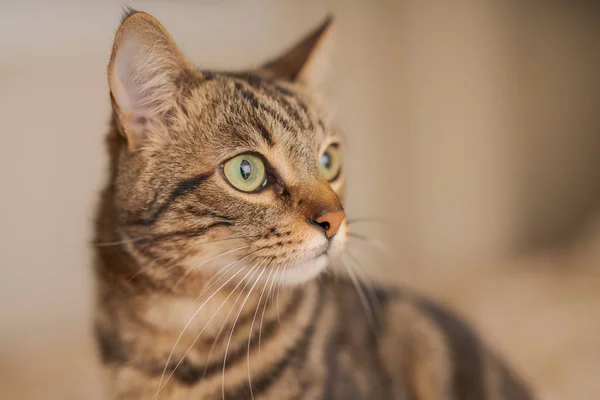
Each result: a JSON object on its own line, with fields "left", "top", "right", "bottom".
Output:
{"left": 111, "top": 35, "right": 153, "bottom": 149}
{"left": 113, "top": 35, "right": 151, "bottom": 118}
{"left": 123, "top": 114, "right": 149, "bottom": 150}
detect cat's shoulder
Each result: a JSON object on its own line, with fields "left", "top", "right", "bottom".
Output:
{"left": 326, "top": 275, "right": 490, "bottom": 355}
{"left": 319, "top": 276, "right": 533, "bottom": 399}
{"left": 321, "top": 274, "right": 472, "bottom": 331}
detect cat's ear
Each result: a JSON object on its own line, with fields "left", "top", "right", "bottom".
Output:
{"left": 108, "top": 9, "right": 197, "bottom": 151}
{"left": 261, "top": 15, "right": 333, "bottom": 86}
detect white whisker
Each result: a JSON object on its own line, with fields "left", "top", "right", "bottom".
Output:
{"left": 192, "top": 258, "right": 245, "bottom": 303}
{"left": 95, "top": 233, "right": 256, "bottom": 248}
{"left": 346, "top": 217, "right": 388, "bottom": 225}
{"left": 202, "top": 262, "right": 263, "bottom": 377}
{"left": 156, "top": 262, "right": 260, "bottom": 397}
{"left": 344, "top": 251, "right": 382, "bottom": 320}
{"left": 275, "top": 265, "right": 287, "bottom": 324}
{"left": 348, "top": 232, "right": 394, "bottom": 257}
{"left": 259, "top": 264, "right": 280, "bottom": 356}
{"left": 222, "top": 264, "right": 266, "bottom": 400}
{"left": 173, "top": 245, "right": 251, "bottom": 289}
{"left": 341, "top": 256, "right": 375, "bottom": 329}
{"left": 154, "top": 251, "right": 257, "bottom": 399}
{"left": 247, "top": 264, "right": 274, "bottom": 398}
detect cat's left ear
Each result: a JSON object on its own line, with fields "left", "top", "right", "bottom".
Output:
{"left": 108, "top": 9, "right": 198, "bottom": 151}
{"left": 261, "top": 15, "right": 333, "bottom": 87}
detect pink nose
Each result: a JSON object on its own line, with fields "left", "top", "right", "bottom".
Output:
{"left": 312, "top": 210, "right": 345, "bottom": 239}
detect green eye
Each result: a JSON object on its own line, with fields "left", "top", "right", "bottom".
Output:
{"left": 319, "top": 144, "right": 342, "bottom": 181}
{"left": 223, "top": 153, "right": 266, "bottom": 192}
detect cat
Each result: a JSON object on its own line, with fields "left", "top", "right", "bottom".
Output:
{"left": 94, "top": 9, "right": 534, "bottom": 400}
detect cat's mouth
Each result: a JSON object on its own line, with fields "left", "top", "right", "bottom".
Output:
{"left": 275, "top": 222, "right": 348, "bottom": 285}
{"left": 189, "top": 222, "right": 347, "bottom": 287}
{"left": 276, "top": 254, "right": 330, "bottom": 285}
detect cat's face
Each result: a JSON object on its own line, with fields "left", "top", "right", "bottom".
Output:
{"left": 106, "top": 11, "right": 346, "bottom": 287}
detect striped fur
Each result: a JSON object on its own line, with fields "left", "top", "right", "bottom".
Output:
{"left": 94, "top": 9, "right": 534, "bottom": 399}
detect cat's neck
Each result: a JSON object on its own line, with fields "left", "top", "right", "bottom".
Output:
{"left": 96, "top": 229, "right": 310, "bottom": 334}
{"left": 95, "top": 259, "right": 321, "bottom": 393}
{"left": 138, "top": 276, "right": 303, "bottom": 341}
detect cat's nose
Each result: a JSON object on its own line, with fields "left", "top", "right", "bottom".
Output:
{"left": 310, "top": 210, "right": 345, "bottom": 239}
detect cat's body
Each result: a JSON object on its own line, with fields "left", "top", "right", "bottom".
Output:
{"left": 95, "top": 9, "right": 534, "bottom": 399}
{"left": 96, "top": 270, "right": 530, "bottom": 400}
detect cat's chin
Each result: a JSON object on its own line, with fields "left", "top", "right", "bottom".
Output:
{"left": 277, "top": 254, "right": 329, "bottom": 286}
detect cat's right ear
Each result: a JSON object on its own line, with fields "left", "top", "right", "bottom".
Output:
{"left": 108, "top": 9, "right": 197, "bottom": 151}
{"left": 260, "top": 15, "right": 333, "bottom": 87}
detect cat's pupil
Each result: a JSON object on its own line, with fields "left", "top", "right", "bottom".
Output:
{"left": 240, "top": 159, "right": 252, "bottom": 180}
{"left": 321, "top": 152, "right": 332, "bottom": 169}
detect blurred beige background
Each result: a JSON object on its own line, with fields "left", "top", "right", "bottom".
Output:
{"left": 1, "top": 1, "right": 599, "bottom": 399}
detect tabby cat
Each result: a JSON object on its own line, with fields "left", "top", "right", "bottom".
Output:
{"left": 94, "top": 9, "right": 534, "bottom": 400}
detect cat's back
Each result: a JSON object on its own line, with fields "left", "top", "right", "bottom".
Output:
{"left": 320, "top": 277, "right": 533, "bottom": 400}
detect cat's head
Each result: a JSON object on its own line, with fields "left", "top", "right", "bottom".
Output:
{"left": 104, "top": 10, "right": 346, "bottom": 288}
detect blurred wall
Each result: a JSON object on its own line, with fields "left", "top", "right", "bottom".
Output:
{"left": 0, "top": 0, "right": 599, "bottom": 397}
{"left": 332, "top": 1, "right": 600, "bottom": 271}
{"left": 509, "top": 5, "right": 600, "bottom": 250}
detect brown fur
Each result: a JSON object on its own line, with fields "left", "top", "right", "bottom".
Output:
{"left": 94, "top": 9, "right": 534, "bottom": 399}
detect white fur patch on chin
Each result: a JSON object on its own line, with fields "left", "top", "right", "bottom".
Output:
{"left": 277, "top": 254, "right": 329, "bottom": 286}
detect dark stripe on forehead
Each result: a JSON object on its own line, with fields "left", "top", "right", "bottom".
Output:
{"left": 234, "top": 72, "right": 313, "bottom": 132}
{"left": 270, "top": 82, "right": 315, "bottom": 131}
{"left": 256, "top": 118, "right": 274, "bottom": 147}
{"left": 248, "top": 81, "right": 309, "bottom": 131}
{"left": 417, "top": 298, "right": 487, "bottom": 400}
{"left": 206, "top": 71, "right": 322, "bottom": 139}
{"left": 232, "top": 80, "right": 291, "bottom": 137}
{"left": 233, "top": 81, "right": 260, "bottom": 108}
{"left": 269, "top": 86, "right": 311, "bottom": 131}
{"left": 127, "top": 172, "right": 212, "bottom": 226}
{"left": 204, "top": 71, "right": 328, "bottom": 139}
{"left": 318, "top": 118, "right": 326, "bottom": 133}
